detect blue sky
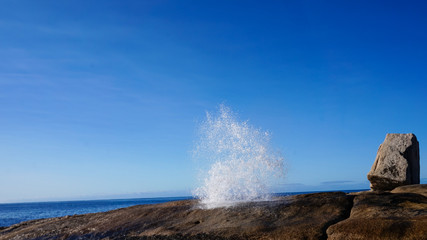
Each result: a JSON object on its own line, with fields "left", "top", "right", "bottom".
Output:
{"left": 1, "top": 0, "right": 426, "bottom": 203}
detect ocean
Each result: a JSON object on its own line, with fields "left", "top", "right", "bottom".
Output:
{"left": 0, "top": 190, "right": 367, "bottom": 227}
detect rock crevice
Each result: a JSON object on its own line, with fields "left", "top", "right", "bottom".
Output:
{"left": 322, "top": 195, "right": 355, "bottom": 240}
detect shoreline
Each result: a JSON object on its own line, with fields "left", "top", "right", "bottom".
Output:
{"left": 1, "top": 185, "right": 426, "bottom": 240}
{"left": 0, "top": 189, "right": 370, "bottom": 228}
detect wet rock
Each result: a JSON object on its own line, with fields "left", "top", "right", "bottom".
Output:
{"left": 367, "top": 133, "right": 420, "bottom": 191}
{"left": 0, "top": 192, "right": 353, "bottom": 240}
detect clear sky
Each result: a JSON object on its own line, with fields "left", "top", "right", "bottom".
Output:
{"left": 1, "top": 0, "right": 426, "bottom": 203}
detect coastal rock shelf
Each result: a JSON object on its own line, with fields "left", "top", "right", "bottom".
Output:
{"left": 328, "top": 186, "right": 427, "bottom": 239}
{"left": 2, "top": 133, "right": 426, "bottom": 239}
{"left": 1, "top": 185, "right": 426, "bottom": 240}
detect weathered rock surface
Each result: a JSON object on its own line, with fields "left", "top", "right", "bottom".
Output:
{"left": 0, "top": 184, "right": 427, "bottom": 240}
{"left": 0, "top": 192, "right": 353, "bottom": 240}
{"left": 1, "top": 186, "right": 426, "bottom": 240}
{"left": 327, "top": 184, "right": 427, "bottom": 240}
{"left": 392, "top": 184, "right": 427, "bottom": 197}
{"left": 367, "top": 133, "right": 420, "bottom": 191}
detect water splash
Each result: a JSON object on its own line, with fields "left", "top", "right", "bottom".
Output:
{"left": 193, "top": 105, "right": 285, "bottom": 208}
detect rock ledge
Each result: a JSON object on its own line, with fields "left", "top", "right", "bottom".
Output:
{"left": 1, "top": 185, "right": 426, "bottom": 240}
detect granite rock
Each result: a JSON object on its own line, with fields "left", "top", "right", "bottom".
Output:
{"left": 367, "top": 133, "right": 420, "bottom": 191}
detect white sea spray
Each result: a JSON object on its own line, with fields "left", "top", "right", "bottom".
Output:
{"left": 193, "top": 104, "right": 285, "bottom": 208}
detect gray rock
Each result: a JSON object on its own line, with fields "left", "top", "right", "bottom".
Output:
{"left": 367, "top": 133, "right": 420, "bottom": 191}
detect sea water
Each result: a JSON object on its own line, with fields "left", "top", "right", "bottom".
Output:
{"left": 0, "top": 196, "right": 190, "bottom": 227}
{"left": 193, "top": 105, "right": 286, "bottom": 208}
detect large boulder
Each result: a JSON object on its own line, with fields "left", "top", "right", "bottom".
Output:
{"left": 367, "top": 133, "right": 420, "bottom": 191}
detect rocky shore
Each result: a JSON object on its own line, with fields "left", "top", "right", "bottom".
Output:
{"left": 1, "top": 133, "right": 426, "bottom": 239}
{"left": 0, "top": 185, "right": 426, "bottom": 240}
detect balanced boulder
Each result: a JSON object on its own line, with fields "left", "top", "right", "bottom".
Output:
{"left": 367, "top": 133, "right": 420, "bottom": 191}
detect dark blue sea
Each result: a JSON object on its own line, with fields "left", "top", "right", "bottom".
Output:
{"left": 0, "top": 190, "right": 367, "bottom": 227}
